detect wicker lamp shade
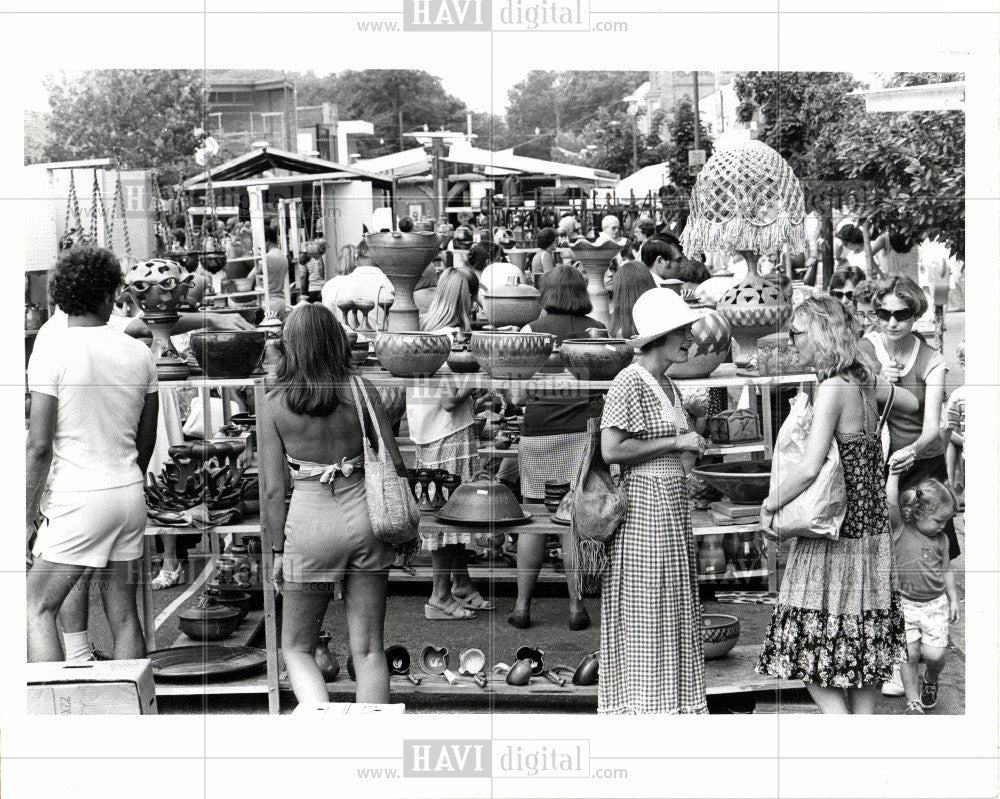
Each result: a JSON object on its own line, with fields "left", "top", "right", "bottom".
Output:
{"left": 681, "top": 140, "right": 806, "bottom": 258}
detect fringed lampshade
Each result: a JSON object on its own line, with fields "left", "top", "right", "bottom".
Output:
{"left": 681, "top": 139, "right": 806, "bottom": 258}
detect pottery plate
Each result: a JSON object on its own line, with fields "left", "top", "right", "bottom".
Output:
{"left": 148, "top": 645, "right": 267, "bottom": 681}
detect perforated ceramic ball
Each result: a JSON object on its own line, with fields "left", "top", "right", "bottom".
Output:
{"left": 125, "top": 258, "right": 185, "bottom": 287}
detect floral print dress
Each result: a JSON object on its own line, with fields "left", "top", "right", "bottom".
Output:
{"left": 757, "top": 429, "right": 907, "bottom": 688}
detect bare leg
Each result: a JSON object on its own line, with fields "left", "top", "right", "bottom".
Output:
{"left": 846, "top": 685, "right": 881, "bottom": 714}
{"left": 804, "top": 684, "right": 850, "bottom": 714}
{"left": 449, "top": 544, "right": 476, "bottom": 593}
{"left": 512, "top": 532, "right": 545, "bottom": 616}
{"left": 900, "top": 640, "right": 922, "bottom": 703}
{"left": 160, "top": 535, "right": 180, "bottom": 573}
{"left": 281, "top": 583, "right": 335, "bottom": 704}
{"left": 344, "top": 569, "right": 390, "bottom": 704}
{"left": 58, "top": 568, "right": 94, "bottom": 634}
{"left": 96, "top": 560, "right": 145, "bottom": 659}
{"left": 922, "top": 644, "right": 947, "bottom": 684}
{"left": 429, "top": 548, "right": 453, "bottom": 605}
{"left": 26, "top": 559, "right": 87, "bottom": 662}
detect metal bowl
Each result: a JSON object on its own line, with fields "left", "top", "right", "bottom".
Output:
{"left": 691, "top": 460, "right": 771, "bottom": 504}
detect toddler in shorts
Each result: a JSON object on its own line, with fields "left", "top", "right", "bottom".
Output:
{"left": 886, "top": 468, "right": 960, "bottom": 714}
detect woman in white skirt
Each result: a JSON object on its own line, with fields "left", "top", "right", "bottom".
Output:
{"left": 408, "top": 270, "right": 491, "bottom": 620}
{"left": 508, "top": 265, "right": 606, "bottom": 631}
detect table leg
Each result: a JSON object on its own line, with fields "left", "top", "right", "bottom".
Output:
{"left": 141, "top": 537, "right": 157, "bottom": 651}
{"left": 760, "top": 388, "right": 773, "bottom": 458}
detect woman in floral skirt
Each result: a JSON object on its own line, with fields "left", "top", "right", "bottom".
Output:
{"left": 757, "top": 295, "right": 907, "bottom": 713}
{"left": 600, "top": 289, "right": 709, "bottom": 714}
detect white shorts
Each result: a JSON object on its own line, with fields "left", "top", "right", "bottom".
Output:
{"left": 34, "top": 483, "right": 147, "bottom": 568}
{"left": 901, "top": 593, "right": 950, "bottom": 649}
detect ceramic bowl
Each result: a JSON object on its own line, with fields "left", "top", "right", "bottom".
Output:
{"left": 374, "top": 331, "right": 451, "bottom": 377}
{"left": 447, "top": 347, "right": 481, "bottom": 373}
{"left": 691, "top": 460, "right": 771, "bottom": 504}
{"left": 480, "top": 284, "right": 542, "bottom": 328}
{"left": 665, "top": 308, "right": 732, "bottom": 379}
{"left": 469, "top": 331, "right": 555, "bottom": 380}
{"left": 178, "top": 599, "right": 240, "bottom": 641}
{"left": 201, "top": 586, "right": 251, "bottom": 622}
{"left": 436, "top": 472, "right": 530, "bottom": 525}
{"left": 188, "top": 331, "right": 267, "bottom": 379}
{"left": 702, "top": 614, "right": 740, "bottom": 659}
{"left": 559, "top": 338, "right": 634, "bottom": 381}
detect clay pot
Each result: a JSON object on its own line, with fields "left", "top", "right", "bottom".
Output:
{"left": 202, "top": 585, "right": 251, "bottom": 622}
{"left": 480, "top": 284, "right": 542, "bottom": 328}
{"left": 447, "top": 346, "right": 480, "bottom": 373}
{"left": 469, "top": 331, "right": 555, "bottom": 380}
{"left": 365, "top": 231, "right": 441, "bottom": 332}
{"left": 373, "top": 331, "right": 451, "bottom": 377}
{"left": 702, "top": 614, "right": 740, "bottom": 660}
{"left": 691, "top": 460, "right": 771, "bottom": 504}
{"left": 572, "top": 651, "right": 599, "bottom": 685}
{"left": 697, "top": 534, "right": 728, "bottom": 576}
{"left": 178, "top": 597, "right": 240, "bottom": 641}
{"left": 568, "top": 239, "right": 621, "bottom": 328}
{"left": 385, "top": 645, "right": 412, "bottom": 675}
{"left": 437, "top": 471, "right": 530, "bottom": 525}
{"left": 314, "top": 631, "right": 340, "bottom": 681}
{"left": 559, "top": 338, "right": 634, "bottom": 381}
{"left": 505, "top": 659, "right": 534, "bottom": 686}
{"left": 350, "top": 340, "right": 370, "bottom": 367}
{"left": 666, "top": 308, "right": 732, "bottom": 379}
{"left": 716, "top": 252, "right": 792, "bottom": 366}
{"left": 189, "top": 331, "right": 267, "bottom": 379}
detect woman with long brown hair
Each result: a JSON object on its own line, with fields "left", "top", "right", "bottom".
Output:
{"left": 260, "top": 303, "right": 404, "bottom": 703}
{"left": 609, "top": 260, "right": 656, "bottom": 339}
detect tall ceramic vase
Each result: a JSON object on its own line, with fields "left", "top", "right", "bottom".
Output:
{"left": 715, "top": 251, "right": 792, "bottom": 367}
{"left": 365, "top": 231, "right": 440, "bottom": 332}
{"left": 568, "top": 239, "right": 621, "bottom": 329}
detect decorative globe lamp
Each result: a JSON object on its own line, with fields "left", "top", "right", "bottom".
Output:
{"left": 365, "top": 231, "right": 440, "bottom": 331}
{"left": 681, "top": 140, "right": 805, "bottom": 366}
{"left": 124, "top": 258, "right": 195, "bottom": 380}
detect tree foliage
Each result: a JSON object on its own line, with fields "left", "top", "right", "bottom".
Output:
{"left": 577, "top": 107, "right": 666, "bottom": 177}
{"left": 734, "top": 71, "right": 965, "bottom": 259}
{"left": 663, "top": 98, "right": 714, "bottom": 194}
{"left": 41, "top": 70, "right": 204, "bottom": 171}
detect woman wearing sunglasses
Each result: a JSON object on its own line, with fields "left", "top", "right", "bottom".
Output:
{"left": 860, "top": 276, "right": 958, "bottom": 561}
{"left": 828, "top": 266, "right": 867, "bottom": 314}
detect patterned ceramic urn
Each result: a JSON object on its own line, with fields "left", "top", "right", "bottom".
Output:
{"left": 373, "top": 331, "right": 451, "bottom": 377}
{"left": 469, "top": 331, "right": 555, "bottom": 380}
{"left": 666, "top": 308, "right": 732, "bottom": 379}
{"left": 124, "top": 258, "right": 195, "bottom": 380}
{"left": 365, "top": 231, "right": 441, "bottom": 332}
{"left": 716, "top": 253, "right": 792, "bottom": 366}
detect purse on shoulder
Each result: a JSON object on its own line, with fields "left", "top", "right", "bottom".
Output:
{"left": 349, "top": 376, "right": 420, "bottom": 547}
{"left": 570, "top": 418, "right": 626, "bottom": 592}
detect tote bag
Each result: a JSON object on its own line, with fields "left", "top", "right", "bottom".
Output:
{"left": 349, "top": 376, "right": 420, "bottom": 546}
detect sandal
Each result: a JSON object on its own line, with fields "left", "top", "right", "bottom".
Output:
{"left": 507, "top": 609, "right": 531, "bottom": 629}
{"left": 424, "top": 599, "right": 476, "bottom": 620}
{"left": 904, "top": 700, "right": 925, "bottom": 715}
{"left": 451, "top": 588, "right": 495, "bottom": 611}
{"left": 151, "top": 564, "right": 186, "bottom": 591}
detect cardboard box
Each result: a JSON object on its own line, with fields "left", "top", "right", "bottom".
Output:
{"left": 27, "top": 659, "right": 157, "bottom": 715}
{"left": 292, "top": 702, "right": 406, "bottom": 716}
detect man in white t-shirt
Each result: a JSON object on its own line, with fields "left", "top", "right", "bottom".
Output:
{"left": 26, "top": 247, "right": 159, "bottom": 662}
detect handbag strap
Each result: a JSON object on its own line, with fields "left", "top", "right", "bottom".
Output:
{"left": 877, "top": 383, "right": 894, "bottom": 437}
{"left": 347, "top": 376, "right": 384, "bottom": 463}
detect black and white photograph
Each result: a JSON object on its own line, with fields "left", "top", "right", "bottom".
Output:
{"left": 4, "top": 2, "right": 999, "bottom": 798}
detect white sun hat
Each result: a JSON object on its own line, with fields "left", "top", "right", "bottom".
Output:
{"left": 630, "top": 288, "right": 703, "bottom": 350}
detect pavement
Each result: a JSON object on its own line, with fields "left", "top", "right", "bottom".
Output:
{"left": 87, "top": 312, "right": 967, "bottom": 715}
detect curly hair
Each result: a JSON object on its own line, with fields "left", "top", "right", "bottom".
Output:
{"left": 49, "top": 246, "right": 123, "bottom": 317}
{"left": 792, "top": 294, "right": 876, "bottom": 382}
{"left": 853, "top": 279, "right": 879, "bottom": 306}
{"left": 899, "top": 478, "right": 957, "bottom": 525}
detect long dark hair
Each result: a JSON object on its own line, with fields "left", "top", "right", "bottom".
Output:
{"left": 610, "top": 261, "right": 656, "bottom": 338}
{"left": 539, "top": 264, "right": 591, "bottom": 315}
{"left": 273, "top": 304, "right": 352, "bottom": 416}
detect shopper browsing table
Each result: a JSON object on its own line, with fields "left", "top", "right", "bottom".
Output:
{"left": 26, "top": 247, "right": 159, "bottom": 662}
{"left": 599, "top": 288, "right": 708, "bottom": 714}
{"left": 260, "top": 305, "right": 400, "bottom": 704}
{"left": 756, "top": 296, "right": 906, "bottom": 713}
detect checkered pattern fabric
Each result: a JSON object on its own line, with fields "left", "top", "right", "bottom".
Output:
{"left": 599, "top": 364, "right": 708, "bottom": 714}
{"left": 518, "top": 430, "right": 591, "bottom": 501}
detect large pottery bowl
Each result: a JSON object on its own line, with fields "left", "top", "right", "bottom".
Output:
{"left": 189, "top": 331, "right": 267, "bottom": 379}
{"left": 436, "top": 471, "right": 531, "bottom": 525}
{"left": 480, "top": 284, "right": 542, "bottom": 328}
{"left": 559, "top": 338, "right": 634, "bottom": 381}
{"left": 374, "top": 331, "right": 451, "bottom": 377}
{"left": 702, "top": 614, "right": 740, "bottom": 659}
{"left": 365, "top": 232, "right": 441, "bottom": 332}
{"left": 691, "top": 460, "right": 771, "bottom": 504}
{"left": 469, "top": 331, "right": 555, "bottom": 380}
{"left": 666, "top": 308, "right": 732, "bottom": 379}
{"left": 178, "top": 599, "right": 241, "bottom": 641}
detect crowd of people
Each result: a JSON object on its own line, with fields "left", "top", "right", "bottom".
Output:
{"left": 25, "top": 206, "right": 964, "bottom": 715}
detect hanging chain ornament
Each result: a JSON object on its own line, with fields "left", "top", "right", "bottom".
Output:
{"left": 111, "top": 173, "right": 133, "bottom": 264}
{"left": 89, "top": 172, "right": 112, "bottom": 247}
{"left": 63, "top": 172, "right": 84, "bottom": 246}
{"left": 311, "top": 181, "right": 322, "bottom": 239}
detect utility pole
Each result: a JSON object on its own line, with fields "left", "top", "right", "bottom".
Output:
{"left": 692, "top": 71, "right": 701, "bottom": 151}
{"left": 398, "top": 109, "right": 404, "bottom": 152}
{"left": 632, "top": 114, "right": 639, "bottom": 174}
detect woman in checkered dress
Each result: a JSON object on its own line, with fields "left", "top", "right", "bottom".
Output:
{"left": 600, "top": 289, "right": 709, "bottom": 714}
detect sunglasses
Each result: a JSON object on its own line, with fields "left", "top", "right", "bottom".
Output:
{"left": 831, "top": 290, "right": 854, "bottom": 301}
{"left": 788, "top": 328, "right": 807, "bottom": 344}
{"left": 874, "top": 307, "right": 915, "bottom": 323}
